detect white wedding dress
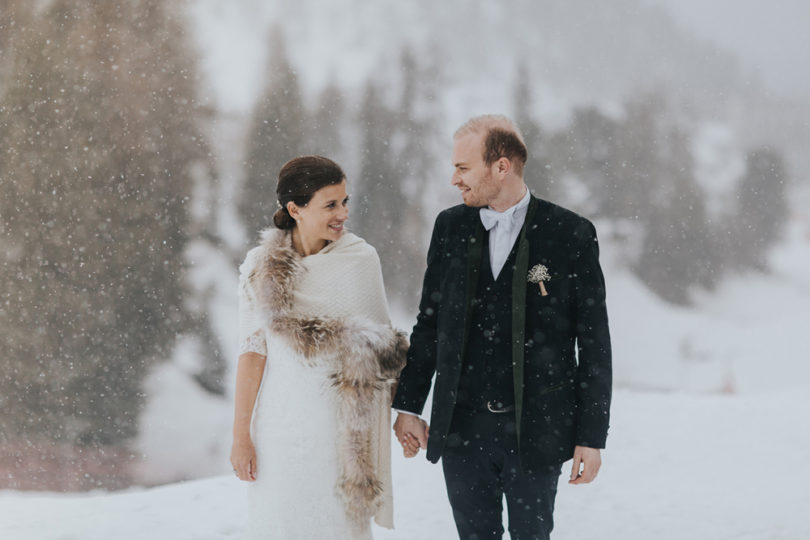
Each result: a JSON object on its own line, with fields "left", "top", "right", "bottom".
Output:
{"left": 237, "top": 231, "right": 396, "bottom": 540}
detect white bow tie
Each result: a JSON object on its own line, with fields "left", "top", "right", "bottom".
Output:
{"left": 479, "top": 207, "right": 517, "bottom": 231}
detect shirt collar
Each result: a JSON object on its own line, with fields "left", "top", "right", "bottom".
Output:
{"left": 504, "top": 186, "right": 531, "bottom": 214}
{"left": 479, "top": 186, "right": 531, "bottom": 230}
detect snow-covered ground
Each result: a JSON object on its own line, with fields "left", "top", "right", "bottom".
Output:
{"left": 3, "top": 220, "right": 810, "bottom": 539}
{"left": 608, "top": 217, "right": 810, "bottom": 396}
{"left": 7, "top": 194, "right": 808, "bottom": 540}
{"left": 4, "top": 208, "right": 810, "bottom": 540}
{"left": 2, "top": 387, "right": 808, "bottom": 539}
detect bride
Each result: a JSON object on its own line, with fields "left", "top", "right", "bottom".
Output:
{"left": 230, "top": 156, "right": 407, "bottom": 539}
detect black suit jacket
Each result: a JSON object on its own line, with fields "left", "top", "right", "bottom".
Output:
{"left": 393, "top": 195, "right": 612, "bottom": 470}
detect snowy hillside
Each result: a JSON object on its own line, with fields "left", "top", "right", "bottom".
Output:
{"left": 609, "top": 217, "right": 810, "bottom": 395}
{"left": 8, "top": 209, "right": 802, "bottom": 538}
{"left": 128, "top": 211, "right": 810, "bottom": 487}
{"left": 3, "top": 387, "right": 809, "bottom": 539}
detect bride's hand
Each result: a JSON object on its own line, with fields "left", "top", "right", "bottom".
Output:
{"left": 393, "top": 413, "right": 428, "bottom": 459}
{"left": 231, "top": 436, "right": 257, "bottom": 481}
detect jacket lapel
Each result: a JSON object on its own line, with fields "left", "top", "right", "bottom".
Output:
{"left": 460, "top": 213, "right": 485, "bottom": 366}
{"left": 511, "top": 195, "right": 539, "bottom": 449}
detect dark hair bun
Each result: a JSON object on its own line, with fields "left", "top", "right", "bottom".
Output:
{"left": 273, "top": 207, "right": 294, "bottom": 230}
{"left": 275, "top": 156, "right": 345, "bottom": 231}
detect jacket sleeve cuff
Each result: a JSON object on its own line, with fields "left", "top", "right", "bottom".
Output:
{"left": 393, "top": 409, "right": 421, "bottom": 417}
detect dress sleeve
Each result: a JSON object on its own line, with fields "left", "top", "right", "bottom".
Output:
{"left": 237, "top": 249, "right": 267, "bottom": 357}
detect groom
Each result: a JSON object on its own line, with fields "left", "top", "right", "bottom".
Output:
{"left": 393, "top": 115, "right": 612, "bottom": 539}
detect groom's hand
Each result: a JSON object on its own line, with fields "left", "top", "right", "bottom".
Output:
{"left": 393, "top": 412, "right": 429, "bottom": 458}
{"left": 568, "top": 445, "right": 601, "bottom": 484}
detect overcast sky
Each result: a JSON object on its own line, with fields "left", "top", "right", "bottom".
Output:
{"left": 643, "top": 0, "right": 810, "bottom": 99}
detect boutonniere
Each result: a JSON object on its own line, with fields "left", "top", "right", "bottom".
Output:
{"left": 527, "top": 264, "right": 550, "bottom": 296}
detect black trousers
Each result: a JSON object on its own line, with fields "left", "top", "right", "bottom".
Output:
{"left": 441, "top": 409, "right": 562, "bottom": 540}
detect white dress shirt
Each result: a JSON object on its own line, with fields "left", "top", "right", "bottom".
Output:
{"left": 479, "top": 187, "right": 531, "bottom": 279}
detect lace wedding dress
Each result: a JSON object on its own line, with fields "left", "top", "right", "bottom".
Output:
{"left": 237, "top": 230, "right": 403, "bottom": 540}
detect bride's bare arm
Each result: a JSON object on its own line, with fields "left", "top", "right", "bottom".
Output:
{"left": 231, "top": 351, "right": 267, "bottom": 481}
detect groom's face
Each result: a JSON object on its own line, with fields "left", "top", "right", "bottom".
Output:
{"left": 451, "top": 132, "right": 500, "bottom": 207}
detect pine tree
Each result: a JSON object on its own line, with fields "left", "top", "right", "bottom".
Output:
{"left": 611, "top": 95, "right": 665, "bottom": 224}
{"left": 354, "top": 80, "right": 400, "bottom": 266}
{"left": 0, "top": 1, "right": 31, "bottom": 88}
{"left": 633, "top": 122, "right": 716, "bottom": 303}
{"left": 0, "top": 0, "right": 205, "bottom": 453}
{"left": 353, "top": 49, "right": 435, "bottom": 309}
{"left": 240, "top": 28, "right": 309, "bottom": 240}
{"left": 512, "top": 62, "right": 554, "bottom": 201}
{"left": 388, "top": 48, "right": 435, "bottom": 309}
{"left": 733, "top": 147, "right": 788, "bottom": 270}
{"left": 309, "top": 82, "right": 346, "bottom": 162}
{"left": 543, "top": 93, "right": 718, "bottom": 304}
{"left": 549, "top": 106, "right": 622, "bottom": 217}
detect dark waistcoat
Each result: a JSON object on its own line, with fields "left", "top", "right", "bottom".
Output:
{"left": 455, "top": 231, "right": 518, "bottom": 411}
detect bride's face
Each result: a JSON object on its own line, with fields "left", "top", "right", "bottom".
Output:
{"left": 290, "top": 179, "right": 349, "bottom": 247}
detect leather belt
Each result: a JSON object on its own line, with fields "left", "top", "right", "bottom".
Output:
{"left": 486, "top": 401, "right": 515, "bottom": 414}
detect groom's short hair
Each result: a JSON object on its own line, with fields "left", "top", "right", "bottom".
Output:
{"left": 454, "top": 115, "right": 528, "bottom": 176}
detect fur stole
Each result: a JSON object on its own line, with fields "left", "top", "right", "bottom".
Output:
{"left": 245, "top": 228, "right": 407, "bottom": 529}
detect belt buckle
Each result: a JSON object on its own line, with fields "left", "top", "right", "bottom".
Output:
{"left": 486, "top": 400, "right": 513, "bottom": 413}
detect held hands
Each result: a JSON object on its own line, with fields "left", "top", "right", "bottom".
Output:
{"left": 568, "top": 445, "right": 601, "bottom": 485}
{"left": 231, "top": 436, "right": 258, "bottom": 482}
{"left": 393, "top": 413, "right": 429, "bottom": 458}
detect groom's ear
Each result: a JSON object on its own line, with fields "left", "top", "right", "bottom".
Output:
{"left": 495, "top": 156, "right": 511, "bottom": 178}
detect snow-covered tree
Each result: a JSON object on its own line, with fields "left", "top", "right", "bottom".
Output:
{"left": 0, "top": 0, "right": 206, "bottom": 454}
{"left": 353, "top": 49, "right": 435, "bottom": 309}
{"left": 240, "top": 28, "right": 309, "bottom": 241}
{"left": 308, "top": 81, "right": 347, "bottom": 163}
{"left": 732, "top": 147, "right": 789, "bottom": 270}
{"left": 513, "top": 61, "right": 554, "bottom": 201}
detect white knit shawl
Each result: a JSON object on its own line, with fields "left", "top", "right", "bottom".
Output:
{"left": 238, "top": 229, "right": 404, "bottom": 530}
